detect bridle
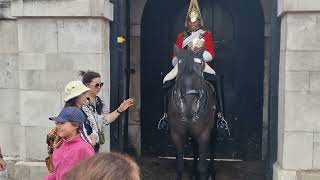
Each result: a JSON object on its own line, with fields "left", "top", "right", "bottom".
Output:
{"left": 172, "top": 57, "right": 206, "bottom": 123}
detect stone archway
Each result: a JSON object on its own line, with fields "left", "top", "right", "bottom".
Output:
{"left": 128, "top": 0, "right": 272, "bottom": 159}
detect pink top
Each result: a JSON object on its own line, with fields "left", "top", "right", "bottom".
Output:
{"left": 45, "top": 134, "right": 95, "bottom": 180}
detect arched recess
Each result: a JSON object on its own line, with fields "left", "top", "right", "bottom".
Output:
{"left": 140, "top": 0, "right": 265, "bottom": 159}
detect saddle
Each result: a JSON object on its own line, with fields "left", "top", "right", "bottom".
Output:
{"left": 163, "top": 60, "right": 216, "bottom": 83}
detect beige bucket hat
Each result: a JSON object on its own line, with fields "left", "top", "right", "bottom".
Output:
{"left": 64, "top": 81, "right": 90, "bottom": 102}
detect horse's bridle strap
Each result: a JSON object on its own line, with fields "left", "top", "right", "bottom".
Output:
{"left": 185, "top": 90, "right": 200, "bottom": 95}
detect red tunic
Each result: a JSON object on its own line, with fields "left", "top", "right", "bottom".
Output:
{"left": 173, "top": 30, "right": 215, "bottom": 62}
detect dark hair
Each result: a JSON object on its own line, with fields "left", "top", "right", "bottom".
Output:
{"left": 65, "top": 152, "right": 140, "bottom": 180}
{"left": 64, "top": 97, "right": 78, "bottom": 108}
{"left": 79, "top": 71, "right": 101, "bottom": 85}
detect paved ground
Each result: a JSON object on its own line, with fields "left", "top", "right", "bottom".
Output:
{"left": 139, "top": 157, "right": 265, "bottom": 180}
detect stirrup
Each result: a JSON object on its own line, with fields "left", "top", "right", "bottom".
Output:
{"left": 216, "top": 112, "right": 231, "bottom": 136}
{"left": 158, "top": 113, "right": 168, "bottom": 130}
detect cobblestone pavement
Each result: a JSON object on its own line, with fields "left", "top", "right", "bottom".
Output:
{"left": 139, "top": 157, "right": 265, "bottom": 180}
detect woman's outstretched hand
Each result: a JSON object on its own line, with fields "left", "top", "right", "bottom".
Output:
{"left": 106, "top": 98, "right": 135, "bottom": 125}
{"left": 118, "top": 98, "right": 135, "bottom": 112}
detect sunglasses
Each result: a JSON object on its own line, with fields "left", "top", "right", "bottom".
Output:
{"left": 93, "top": 82, "right": 104, "bottom": 88}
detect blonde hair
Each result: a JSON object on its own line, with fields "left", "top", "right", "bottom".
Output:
{"left": 70, "top": 122, "right": 82, "bottom": 133}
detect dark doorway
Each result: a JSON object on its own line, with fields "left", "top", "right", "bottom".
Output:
{"left": 141, "top": 0, "right": 264, "bottom": 160}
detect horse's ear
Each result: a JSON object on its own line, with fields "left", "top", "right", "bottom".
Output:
{"left": 174, "top": 45, "right": 180, "bottom": 57}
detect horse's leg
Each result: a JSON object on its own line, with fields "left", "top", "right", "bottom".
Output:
{"left": 209, "top": 129, "right": 216, "bottom": 180}
{"left": 171, "top": 132, "right": 185, "bottom": 180}
{"left": 197, "top": 133, "right": 210, "bottom": 180}
{"left": 176, "top": 147, "right": 184, "bottom": 180}
{"left": 192, "top": 139, "right": 199, "bottom": 180}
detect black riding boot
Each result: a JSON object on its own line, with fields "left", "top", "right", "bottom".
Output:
{"left": 204, "top": 74, "right": 221, "bottom": 112}
{"left": 204, "top": 74, "right": 230, "bottom": 135}
{"left": 213, "top": 75, "right": 231, "bottom": 136}
{"left": 213, "top": 75, "right": 224, "bottom": 116}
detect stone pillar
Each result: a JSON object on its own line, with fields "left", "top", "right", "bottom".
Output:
{"left": 0, "top": 1, "right": 19, "bottom": 179}
{"left": 0, "top": 0, "right": 113, "bottom": 179}
{"left": 260, "top": 0, "right": 273, "bottom": 160}
{"left": 127, "top": 0, "right": 146, "bottom": 156}
{"left": 274, "top": 0, "right": 320, "bottom": 179}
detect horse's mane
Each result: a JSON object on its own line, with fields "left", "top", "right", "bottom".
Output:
{"left": 178, "top": 50, "right": 196, "bottom": 74}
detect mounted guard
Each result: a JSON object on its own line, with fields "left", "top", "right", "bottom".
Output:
{"left": 159, "top": 0, "right": 227, "bottom": 131}
{"left": 163, "top": 0, "right": 216, "bottom": 83}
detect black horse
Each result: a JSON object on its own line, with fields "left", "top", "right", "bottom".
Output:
{"left": 168, "top": 47, "right": 217, "bottom": 180}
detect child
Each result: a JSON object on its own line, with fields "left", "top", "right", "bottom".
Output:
{"left": 46, "top": 81, "right": 92, "bottom": 172}
{"left": 45, "top": 107, "right": 95, "bottom": 180}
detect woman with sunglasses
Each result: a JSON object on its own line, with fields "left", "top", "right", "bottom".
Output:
{"left": 79, "top": 71, "right": 134, "bottom": 152}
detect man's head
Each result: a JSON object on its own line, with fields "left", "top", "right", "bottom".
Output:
{"left": 187, "top": 18, "right": 201, "bottom": 32}
{"left": 185, "top": 0, "right": 203, "bottom": 29}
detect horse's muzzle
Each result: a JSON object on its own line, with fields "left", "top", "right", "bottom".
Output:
{"left": 178, "top": 89, "right": 204, "bottom": 123}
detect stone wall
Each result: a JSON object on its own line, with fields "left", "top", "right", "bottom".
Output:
{"left": 0, "top": 0, "right": 113, "bottom": 179}
{"left": 16, "top": 17, "right": 111, "bottom": 161}
{"left": 274, "top": 0, "right": 320, "bottom": 179}
{"left": 0, "top": 1, "right": 19, "bottom": 178}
